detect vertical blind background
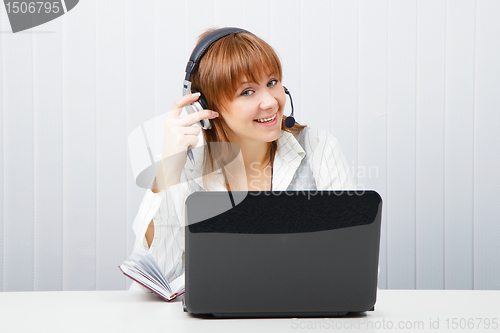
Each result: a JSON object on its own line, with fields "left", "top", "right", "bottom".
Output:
{"left": 1, "top": 0, "right": 499, "bottom": 291}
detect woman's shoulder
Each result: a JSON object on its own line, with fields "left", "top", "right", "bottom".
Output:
{"left": 302, "top": 126, "right": 339, "bottom": 140}
{"left": 293, "top": 127, "right": 340, "bottom": 152}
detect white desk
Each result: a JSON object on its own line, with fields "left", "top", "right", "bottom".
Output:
{"left": 1, "top": 290, "right": 499, "bottom": 332}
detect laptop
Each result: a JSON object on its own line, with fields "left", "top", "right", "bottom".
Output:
{"left": 183, "top": 190, "right": 382, "bottom": 318}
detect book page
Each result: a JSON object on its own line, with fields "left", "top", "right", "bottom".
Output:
{"left": 130, "top": 251, "right": 170, "bottom": 292}
{"left": 169, "top": 273, "right": 185, "bottom": 294}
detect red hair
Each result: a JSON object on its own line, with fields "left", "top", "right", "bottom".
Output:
{"left": 190, "top": 29, "right": 306, "bottom": 189}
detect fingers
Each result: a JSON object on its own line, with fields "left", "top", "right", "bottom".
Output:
{"left": 177, "top": 109, "right": 219, "bottom": 127}
{"left": 165, "top": 93, "right": 202, "bottom": 120}
{"left": 163, "top": 94, "right": 218, "bottom": 158}
{"left": 185, "top": 135, "right": 199, "bottom": 150}
{"left": 171, "top": 92, "right": 201, "bottom": 110}
{"left": 179, "top": 125, "right": 201, "bottom": 136}
{"left": 165, "top": 108, "right": 217, "bottom": 131}
{"left": 167, "top": 93, "right": 220, "bottom": 125}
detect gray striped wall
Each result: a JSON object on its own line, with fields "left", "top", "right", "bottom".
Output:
{"left": 1, "top": 0, "right": 499, "bottom": 291}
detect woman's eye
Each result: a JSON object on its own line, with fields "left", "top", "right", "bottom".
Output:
{"left": 241, "top": 90, "right": 254, "bottom": 96}
{"left": 267, "top": 79, "right": 278, "bottom": 87}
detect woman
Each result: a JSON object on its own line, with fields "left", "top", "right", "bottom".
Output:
{"left": 130, "top": 28, "right": 355, "bottom": 288}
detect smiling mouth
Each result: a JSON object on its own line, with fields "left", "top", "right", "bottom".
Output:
{"left": 254, "top": 113, "right": 277, "bottom": 123}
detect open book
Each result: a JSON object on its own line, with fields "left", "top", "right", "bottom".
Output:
{"left": 119, "top": 251, "right": 185, "bottom": 302}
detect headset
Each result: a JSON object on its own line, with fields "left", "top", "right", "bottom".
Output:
{"left": 182, "top": 27, "right": 295, "bottom": 130}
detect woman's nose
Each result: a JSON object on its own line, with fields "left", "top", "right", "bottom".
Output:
{"left": 260, "top": 90, "right": 278, "bottom": 110}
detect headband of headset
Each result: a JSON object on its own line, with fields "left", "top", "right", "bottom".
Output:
{"left": 184, "top": 27, "right": 251, "bottom": 82}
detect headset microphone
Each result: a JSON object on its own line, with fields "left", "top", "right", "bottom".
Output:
{"left": 283, "top": 86, "right": 295, "bottom": 128}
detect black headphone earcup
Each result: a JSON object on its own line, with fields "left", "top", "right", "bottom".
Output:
{"left": 191, "top": 90, "right": 209, "bottom": 110}
{"left": 198, "top": 96, "right": 209, "bottom": 110}
{"left": 190, "top": 90, "right": 213, "bottom": 130}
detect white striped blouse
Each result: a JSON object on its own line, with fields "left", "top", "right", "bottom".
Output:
{"left": 129, "top": 127, "right": 356, "bottom": 290}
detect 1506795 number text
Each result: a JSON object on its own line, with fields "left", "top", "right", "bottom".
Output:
{"left": 5, "top": 1, "right": 60, "bottom": 14}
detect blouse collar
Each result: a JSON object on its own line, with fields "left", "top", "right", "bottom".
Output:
{"left": 184, "top": 130, "right": 306, "bottom": 191}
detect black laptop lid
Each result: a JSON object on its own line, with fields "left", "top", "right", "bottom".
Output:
{"left": 184, "top": 190, "right": 382, "bottom": 317}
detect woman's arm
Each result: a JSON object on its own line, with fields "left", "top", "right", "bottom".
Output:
{"left": 144, "top": 167, "right": 179, "bottom": 248}
{"left": 145, "top": 220, "right": 154, "bottom": 247}
{"left": 131, "top": 174, "right": 192, "bottom": 287}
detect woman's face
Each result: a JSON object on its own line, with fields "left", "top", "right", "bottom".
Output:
{"left": 220, "top": 73, "right": 286, "bottom": 146}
